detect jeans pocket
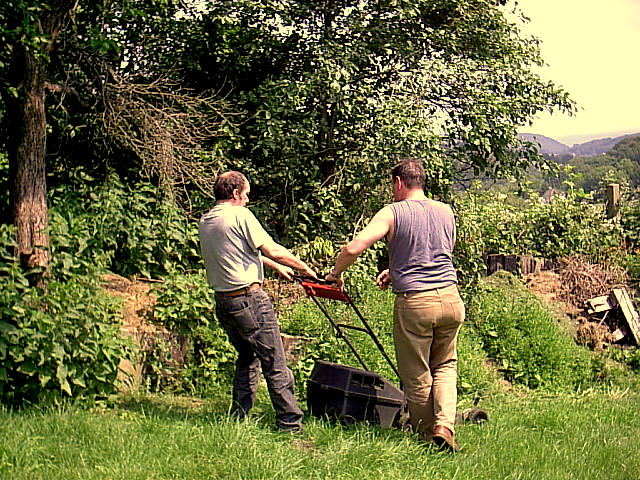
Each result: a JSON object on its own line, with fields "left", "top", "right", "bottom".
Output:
{"left": 222, "top": 299, "right": 259, "bottom": 336}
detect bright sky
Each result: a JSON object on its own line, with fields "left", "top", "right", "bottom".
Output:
{"left": 513, "top": 0, "right": 640, "bottom": 145}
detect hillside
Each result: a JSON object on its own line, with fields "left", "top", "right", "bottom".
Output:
{"left": 571, "top": 133, "right": 640, "bottom": 157}
{"left": 519, "top": 133, "right": 569, "bottom": 155}
{"left": 519, "top": 132, "right": 640, "bottom": 157}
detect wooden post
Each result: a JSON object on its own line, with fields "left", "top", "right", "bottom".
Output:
{"left": 606, "top": 184, "right": 620, "bottom": 218}
{"left": 487, "top": 254, "right": 504, "bottom": 275}
{"left": 504, "top": 255, "right": 518, "bottom": 273}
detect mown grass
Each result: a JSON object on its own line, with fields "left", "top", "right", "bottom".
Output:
{"left": 1, "top": 389, "right": 639, "bottom": 480}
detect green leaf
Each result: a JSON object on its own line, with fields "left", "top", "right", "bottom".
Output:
{"left": 39, "top": 374, "right": 51, "bottom": 387}
{"left": 52, "top": 344, "right": 65, "bottom": 359}
{"left": 56, "top": 363, "right": 68, "bottom": 382}
{"left": 60, "top": 378, "right": 72, "bottom": 395}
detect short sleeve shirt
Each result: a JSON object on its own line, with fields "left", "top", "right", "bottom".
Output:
{"left": 199, "top": 204, "right": 272, "bottom": 292}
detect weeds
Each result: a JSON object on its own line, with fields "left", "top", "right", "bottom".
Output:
{"left": 472, "top": 272, "right": 600, "bottom": 390}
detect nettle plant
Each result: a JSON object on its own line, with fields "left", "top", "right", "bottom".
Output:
{"left": 150, "top": 273, "right": 235, "bottom": 394}
{"left": 0, "top": 225, "right": 131, "bottom": 406}
{"left": 48, "top": 172, "right": 203, "bottom": 281}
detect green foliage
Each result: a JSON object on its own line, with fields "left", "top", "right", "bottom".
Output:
{"left": 49, "top": 172, "right": 202, "bottom": 279}
{"left": 621, "top": 253, "right": 640, "bottom": 283}
{"left": 198, "top": 0, "right": 574, "bottom": 245}
{"left": 294, "top": 236, "right": 337, "bottom": 274}
{"left": 0, "top": 224, "right": 130, "bottom": 406}
{"left": 153, "top": 273, "right": 214, "bottom": 335}
{"left": 605, "top": 347, "right": 640, "bottom": 374}
{"left": 453, "top": 183, "right": 623, "bottom": 290}
{"left": 456, "top": 323, "right": 500, "bottom": 400}
{"left": 565, "top": 136, "right": 640, "bottom": 193}
{"left": 471, "top": 272, "right": 599, "bottom": 390}
{"left": 620, "top": 195, "right": 640, "bottom": 250}
{"left": 452, "top": 197, "right": 488, "bottom": 291}
{"left": 151, "top": 273, "right": 235, "bottom": 394}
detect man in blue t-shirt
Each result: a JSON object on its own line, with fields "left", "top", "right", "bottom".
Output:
{"left": 199, "top": 171, "right": 316, "bottom": 433}
{"left": 326, "top": 158, "right": 464, "bottom": 452}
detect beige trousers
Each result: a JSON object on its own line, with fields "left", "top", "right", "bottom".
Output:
{"left": 393, "top": 284, "right": 465, "bottom": 438}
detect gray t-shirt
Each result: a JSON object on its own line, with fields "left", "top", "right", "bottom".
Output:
{"left": 388, "top": 199, "right": 458, "bottom": 293}
{"left": 199, "top": 204, "right": 272, "bottom": 292}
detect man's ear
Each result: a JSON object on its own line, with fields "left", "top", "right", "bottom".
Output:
{"left": 394, "top": 176, "right": 403, "bottom": 190}
{"left": 232, "top": 188, "right": 241, "bottom": 200}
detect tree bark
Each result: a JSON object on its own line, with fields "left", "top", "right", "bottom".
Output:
{"left": 13, "top": 49, "right": 50, "bottom": 279}
{"left": 7, "top": 0, "right": 76, "bottom": 286}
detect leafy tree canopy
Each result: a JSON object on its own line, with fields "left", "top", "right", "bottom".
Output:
{"left": 191, "top": 0, "right": 574, "bottom": 242}
{"left": 1, "top": 0, "right": 576, "bottom": 246}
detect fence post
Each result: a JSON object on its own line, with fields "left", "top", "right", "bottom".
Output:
{"left": 606, "top": 184, "right": 620, "bottom": 219}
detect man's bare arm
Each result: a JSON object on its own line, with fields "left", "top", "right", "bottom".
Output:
{"left": 262, "top": 256, "right": 295, "bottom": 281}
{"left": 260, "top": 240, "right": 317, "bottom": 278}
{"left": 327, "top": 206, "right": 393, "bottom": 283}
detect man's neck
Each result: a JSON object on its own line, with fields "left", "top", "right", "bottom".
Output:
{"left": 401, "top": 188, "right": 428, "bottom": 201}
{"left": 216, "top": 199, "right": 241, "bottom": 207}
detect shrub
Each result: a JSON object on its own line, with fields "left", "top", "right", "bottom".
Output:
{"left": 151, "top": 273, "right": 235, "bottom": 394}
{"left": 0, "top": 225, "right": 130, "bottom": 406}
{"left": 453, "top": 184, "right": 623, "bottom": 291}
{"left": 471, "top": 272, "right": 599, "bottom": 391}
{"left": 49, "top": 172, "right": 202, "bottom": 280}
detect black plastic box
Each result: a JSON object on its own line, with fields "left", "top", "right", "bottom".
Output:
{"left": 306, "top": 360, "right": 404, "bottom": 428}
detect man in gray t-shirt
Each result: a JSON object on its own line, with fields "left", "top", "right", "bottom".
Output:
{"left": 199, "top": 171, "right": 316, "bottom": 433}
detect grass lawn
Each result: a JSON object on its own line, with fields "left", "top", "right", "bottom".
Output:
{"left": 1, "top": 388, "right": 639, "bottom": 480}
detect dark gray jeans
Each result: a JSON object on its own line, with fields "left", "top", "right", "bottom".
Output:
{"left": 215, "top": 287, "right": 303, "bottom": 431}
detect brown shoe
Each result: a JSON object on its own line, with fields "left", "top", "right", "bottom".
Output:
{"left": 432, "top": 425, "right": 460, "bottom": 452}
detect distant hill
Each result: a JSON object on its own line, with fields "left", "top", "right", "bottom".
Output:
{"left": 570, "top": 134, "right": 640, "bottom": 157}
{"left": 519, "top": 133, "right": 569, "bottom": 156}
{"left": 519, "top": 132, "right": 640, "bottom": 158}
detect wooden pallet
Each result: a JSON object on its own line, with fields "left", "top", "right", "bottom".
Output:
{"left": 610, "top": 288, "right": 640, "bottom": 345}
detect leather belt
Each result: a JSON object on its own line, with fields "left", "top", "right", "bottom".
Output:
{"left": 216, "top": 283, "right": 261, "bottom": 297}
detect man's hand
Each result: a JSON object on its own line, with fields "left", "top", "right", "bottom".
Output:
{"left": 275, "top": 264, "right": 295, "bottom": 281}
{"left": 325, "top": 271, "right": 344, "bottom": 289}
{"left": 300, "top": 263, "right": 318, "bottom": 279}
{"left": 376, "top": 269, "right": 391, "bottom": 290}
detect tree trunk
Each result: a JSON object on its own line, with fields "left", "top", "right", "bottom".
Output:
{"left": 13, "top": 49, "right": 51, "bottom": 282}
{"left": 6, "top": 0, "right": 76, "bottom": 287}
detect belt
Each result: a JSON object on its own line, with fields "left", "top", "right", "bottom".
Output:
{"left": 215, "top": 283, "right": 261, "bottom": 297}
{"left": 397, "top": 283, "right": 458, "bottom": 296}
